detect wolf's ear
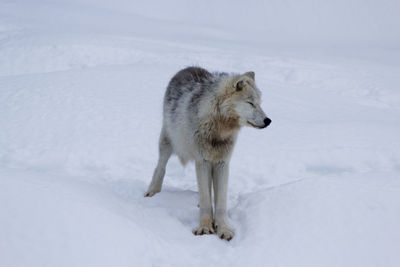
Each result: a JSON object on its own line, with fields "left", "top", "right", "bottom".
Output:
{"left": 234, "top": 79, "right": 245, "bottom": 91}
{"left": 244, "top": 71, "right": 255, "bottom": 80}
{"left": 234, "top": 72, "right": 254, "bottom": 91}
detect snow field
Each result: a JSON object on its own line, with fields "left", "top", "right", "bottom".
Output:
{"left": 1, "top": 0, "right": 400, "bottom": 266}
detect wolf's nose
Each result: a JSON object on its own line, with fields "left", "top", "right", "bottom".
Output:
{"left": 264, "top": 117, "right": 271, "bottom": 127}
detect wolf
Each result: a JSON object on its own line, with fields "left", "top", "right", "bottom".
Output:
{"left": 144, "top": 67, "right": 271, "bottom": 241}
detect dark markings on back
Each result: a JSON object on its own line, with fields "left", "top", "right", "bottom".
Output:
{"left": 165, "top": 67, "right": 213, "bottom": 116}
{"left": 182, "top": 67, "right": 213, "bottom": 83}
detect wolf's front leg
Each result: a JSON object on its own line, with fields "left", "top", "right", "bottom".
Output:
{"left": 193, "top": 160, "right": 214, "bottom": 235}
{"left": 213, "top": 161, "right": 234, "bottom": 241}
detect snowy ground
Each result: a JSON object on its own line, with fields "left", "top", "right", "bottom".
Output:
{"left": 1, "top": 1, "right": 400, "bottom": 266}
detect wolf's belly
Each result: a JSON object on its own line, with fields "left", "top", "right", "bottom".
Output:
{"left": 165, "top": 123, "right": 198, "bottom": 163}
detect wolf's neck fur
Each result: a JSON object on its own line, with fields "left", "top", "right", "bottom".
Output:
{"left": 197, "top": 108, "right": 239, "bottom": 141}
{"left": 194, "top": 78, "right": 241, "bottom": 161}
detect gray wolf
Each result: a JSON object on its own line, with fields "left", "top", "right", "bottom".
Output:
{"left": 145, "top": 67, "right": 271, "bottom": 241}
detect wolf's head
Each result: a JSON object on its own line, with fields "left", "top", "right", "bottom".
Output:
{"left": 221, "top": 72, "right": 271, "bottom": 129}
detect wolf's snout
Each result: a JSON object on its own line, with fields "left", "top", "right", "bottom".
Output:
{"left": 263, "top": 117, "right": 271, "bottom": 128}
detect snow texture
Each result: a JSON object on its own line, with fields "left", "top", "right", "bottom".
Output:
{"left": 1, "top": 0, "right": 400, "bottom": 266}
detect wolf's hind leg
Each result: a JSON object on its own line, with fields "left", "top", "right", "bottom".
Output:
{"left": 145, "top": 128, "right": 172, "bottom": 197}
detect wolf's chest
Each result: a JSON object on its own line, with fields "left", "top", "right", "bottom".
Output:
{"left": 195, "top": 135, "right": 235, "bottom": 162}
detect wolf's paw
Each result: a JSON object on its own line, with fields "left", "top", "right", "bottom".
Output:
{"left": 144, "top": 188, "right": 160, "bottom": 197}
{"left": 192, "top": 225, "right": 215, "bottom": 235}
{"left": 214, "top": 222, "right": 234, "bottom": 241}
{"left": 192, "top": 218, "right": 215, "bottom": 235}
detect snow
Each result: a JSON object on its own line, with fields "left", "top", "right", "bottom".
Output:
{"left": 1, "top": 0, "right": 400, "bottom": 266}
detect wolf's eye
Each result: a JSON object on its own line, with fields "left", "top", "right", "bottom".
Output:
{"left": 247, "top": 101, "right": 255, "bottom": 107}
